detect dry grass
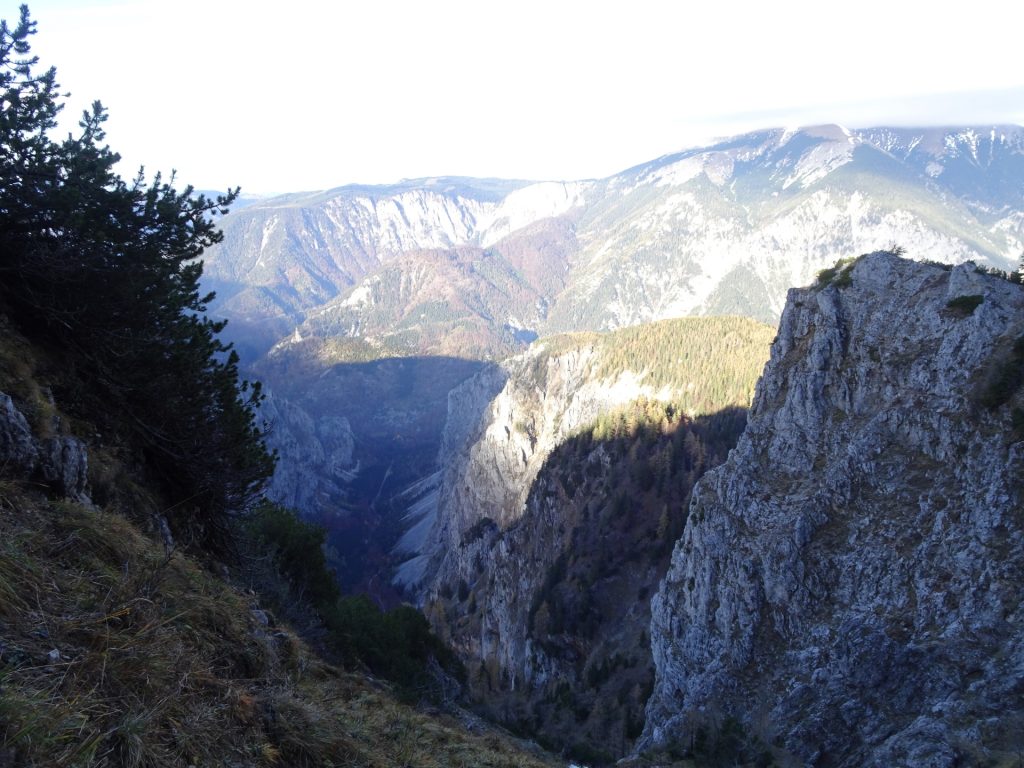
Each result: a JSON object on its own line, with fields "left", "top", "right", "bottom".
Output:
{"left": 0, "top": 485, "right": 557, "bottom": 767}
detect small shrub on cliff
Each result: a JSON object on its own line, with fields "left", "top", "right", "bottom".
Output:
{"left": 975, "top": 262, "right": 1024, "bottom": 284}
{"left": 980, "top": 335, "right": 1024, "bottom": 410}
{"left": 816, "top": 257, "right": 856, "bottom": 288}
{"left": 946, "top": 294, "right": 985, "bottom": 317}
{"left": 327, "top": 597, "right": 465, "bottom": 701}
{"left": 246, "top": 501, "right": 341, "bottom": 609}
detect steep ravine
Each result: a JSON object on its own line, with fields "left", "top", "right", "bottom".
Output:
{"left": 642, "top": 252, "right": 1024, "bottom": 766}
{"left": 0, "top": 336, "right": 558, "bottom": 768}
{"left": 401, "top": 318, "right": 774, "bottom": 760}
{"left": 409, "top": 318, "right": 775, "bottom": 595}
{"left": 427, "top": 406, "right": 748, "bottom": 762}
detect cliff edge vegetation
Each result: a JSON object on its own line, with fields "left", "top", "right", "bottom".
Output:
{"left": 0, "top": 364, "right": 556, "bottom": 766}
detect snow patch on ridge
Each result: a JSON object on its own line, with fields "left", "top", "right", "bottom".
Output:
{"left": 649, "top": 157, "right": 705, "bottom": 187}
{"left": 255, "top": 216, "right": 279, "bottom": 268}
{"left": 260, "top": 216, "right": 278, "bottom": 252}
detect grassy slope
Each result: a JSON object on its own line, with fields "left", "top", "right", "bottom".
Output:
{"left": 0, "top": 330, "right": 555, "bottom": 768}
{"left": 0, "top": 491, "right": 556, "bottom": 767}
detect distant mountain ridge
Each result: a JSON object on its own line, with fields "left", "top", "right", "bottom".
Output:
{"left": 203, "top": 123, "right": 1024, "bottom": 360}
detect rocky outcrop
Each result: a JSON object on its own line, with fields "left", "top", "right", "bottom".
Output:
{"left": 642, "top": 252, "right": 1024, "bottom": 765}
{"left": 1, "top": 391, "right": 90, "bottom": 502}
{"left": 37, "top": 436, "right": 90, "bottom": 502}
{"left": 1, "top": 392, "right": 38, "bottom": 475}
{"left": 260, "top": 392, "right": 357, "bottom": 515}
{"left": 416, "top": 341, "right": 679, "bottom": 596}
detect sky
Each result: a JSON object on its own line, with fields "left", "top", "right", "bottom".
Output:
{"left": 13, "top": 0, "right": 1024, "bottom": 194}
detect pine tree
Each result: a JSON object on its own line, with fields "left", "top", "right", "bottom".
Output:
{"left": 0, "top": 6, "right": 274, "bottom": 550}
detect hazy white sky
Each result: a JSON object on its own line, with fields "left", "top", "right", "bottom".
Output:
{"left": 14, "top": 0, "right": 1024, "bottom": 194}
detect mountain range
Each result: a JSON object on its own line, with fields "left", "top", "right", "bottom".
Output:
{"left": 9, "top": 7, "right": 1023, "bottom": 762}
{"left": 203, "top": 124, "right": 1024, "bottom": 363}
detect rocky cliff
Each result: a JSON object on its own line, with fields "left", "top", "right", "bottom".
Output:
{"left": 399, "top": 341, "right": 642, "bottom": 592}
{"left": 404, "top": 317, "right": 774, "bottom": 595}
{"left": 642, "top": 252, "right": 1024, "bottom": 765}
{"left": 0, "top": 392, "right": 89, "bottom": 504}
{"left": 259, "top": 391, "right": 357, "bottom": 515}
{"left": 400, "top": 317, "right": 773, "bottom": 760}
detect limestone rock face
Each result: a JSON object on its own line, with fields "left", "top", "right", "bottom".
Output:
{"left": 0, "top": 392, "right": 90, "bottom": 502}
{"left": 642, "top": 253, "right": 1024, "bottom": 765}
{"left": 408, "top": 345, "right": 650, "bottom": 752}
{"left": 0, "top": 392, "right": 38, "bottom": 475}
{"left": 419, "top": 341, "right": 670, "bottom": 598}
{"left": 260, "top": 392, "right": 357, "bottom": 515}
{"left": 38, "top": 436, "right": 90, "bottom": 502}
{"left": 403, "top": 323, "right": 765, "bottom": 757}
{"left": 425, "top": 345, "right": 598, "bottom": 572}
{"left": 407, "top": 340, "right": 650, "bottom": 662}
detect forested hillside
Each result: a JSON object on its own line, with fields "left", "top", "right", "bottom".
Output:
{"left": 434, "top": 402, "right": 749, "bottom": 764}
